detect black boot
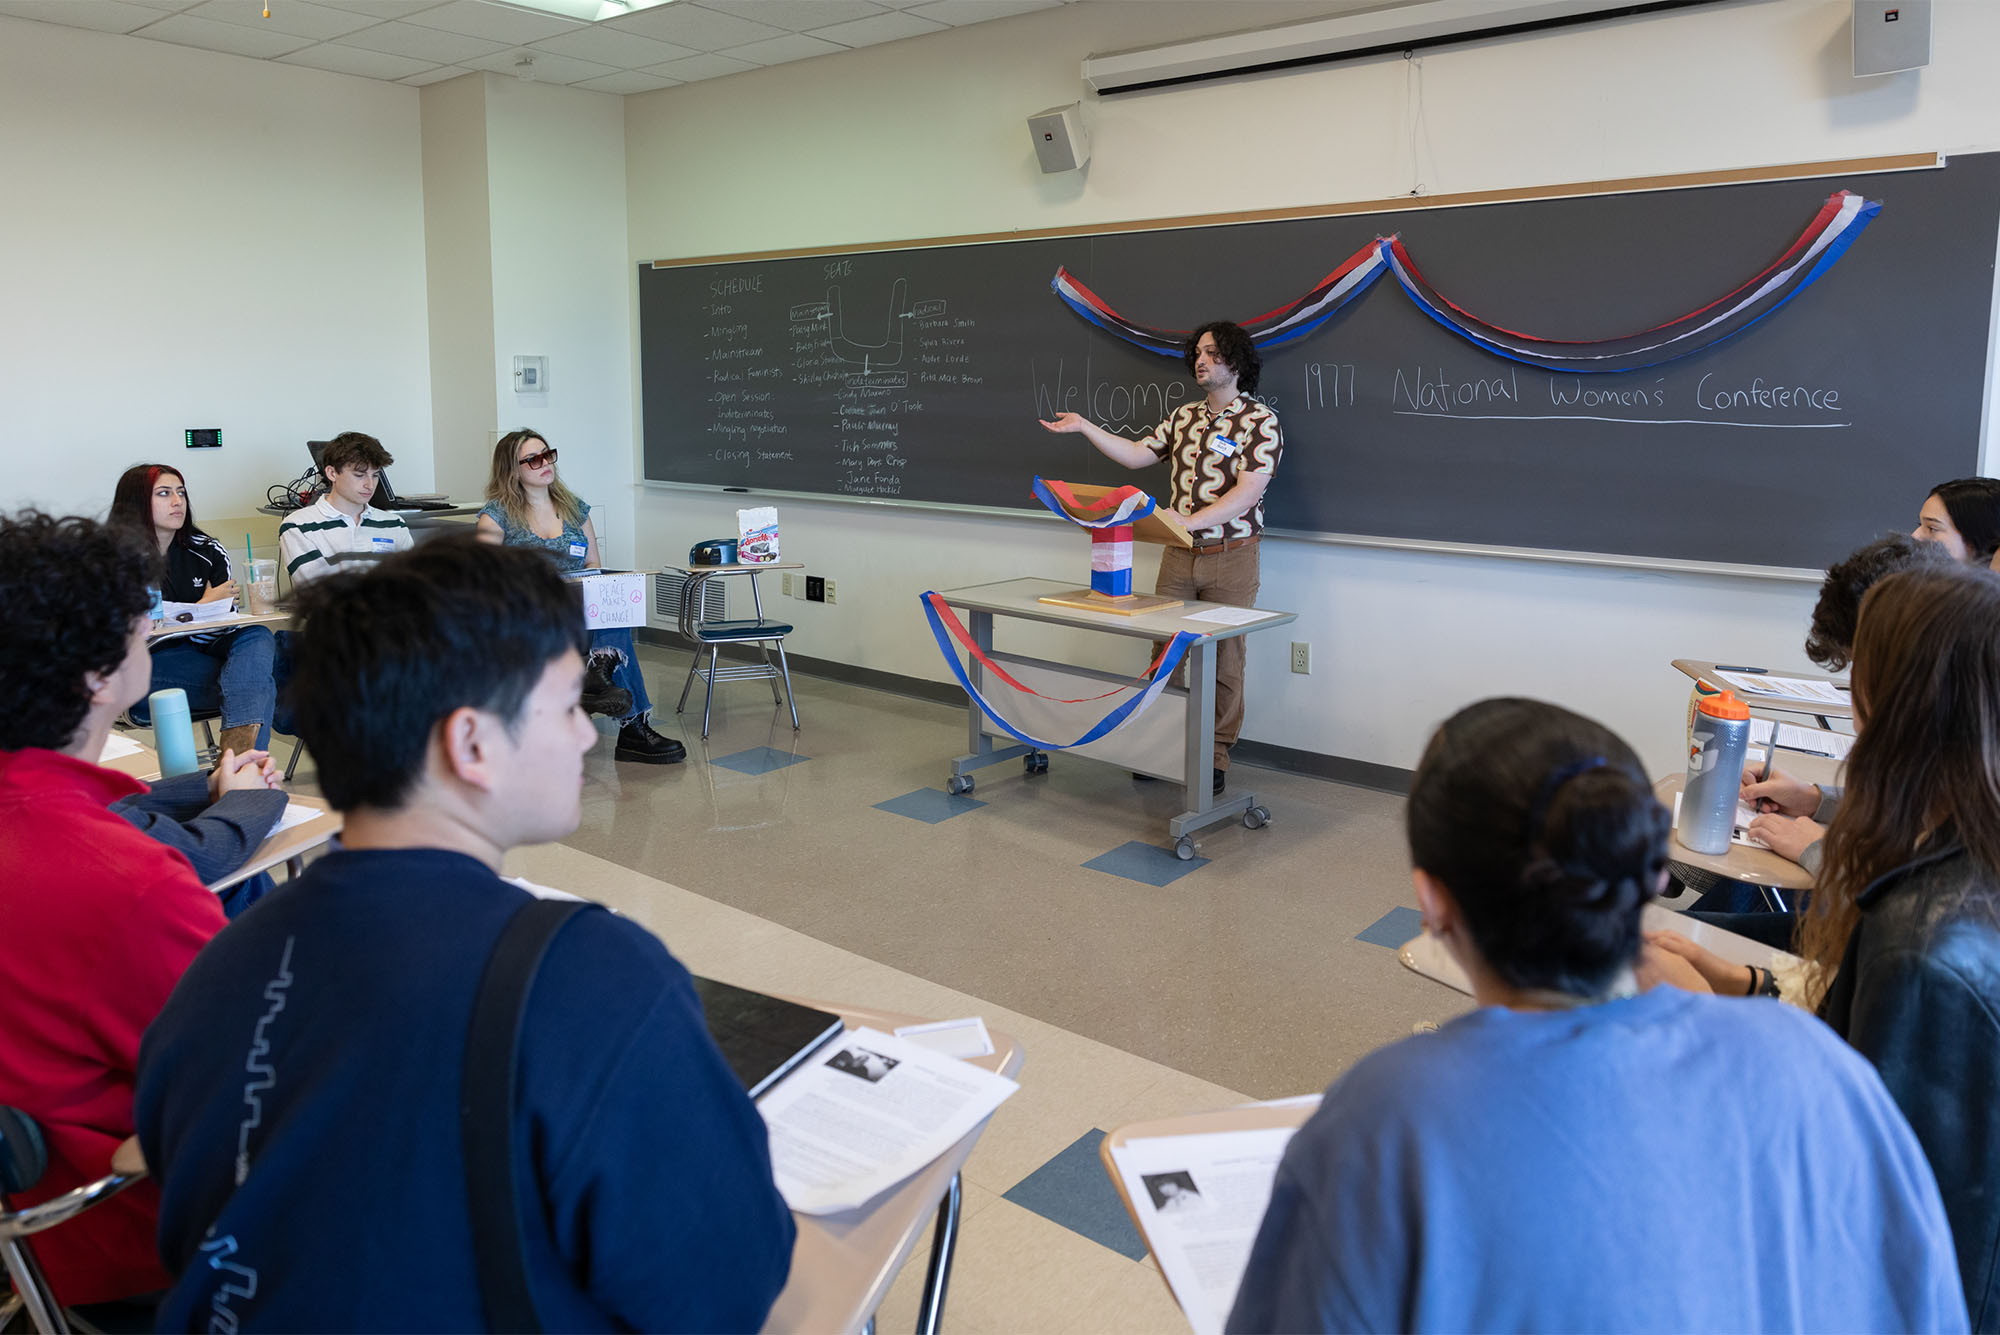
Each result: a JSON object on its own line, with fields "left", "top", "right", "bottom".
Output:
{"left": 582, "top": 650, "right": 633, "bottom": 719}
{"left": 616, "top": 716, "right": 686, "bottom": 764}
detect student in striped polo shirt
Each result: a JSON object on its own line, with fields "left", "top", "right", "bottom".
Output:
{"left": 277, "top": 431, "right": 413, "bottom": 586}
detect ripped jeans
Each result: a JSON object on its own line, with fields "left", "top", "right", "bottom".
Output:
{"left": 588, "top": 627, "right": 652, "bottom": 725}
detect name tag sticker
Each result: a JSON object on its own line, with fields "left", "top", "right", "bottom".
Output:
{"left": 372, "top": 534, "right": 397, "bottom": 548}
{"left": 568, "top": 542, "right": 588, "bottom": 558}
{"left": 1209, "top": 436, "right": 1240, "bottom": 458}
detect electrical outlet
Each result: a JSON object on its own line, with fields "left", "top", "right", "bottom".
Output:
{"left": 806, "top": 575, "right": 825, "bottom": 603}
{"left": 781, "top": 573, "right": 793, "bottom": 597}
{"left": 824, "top": 578, "right": 836, "bottom": 605}
{"left": 1291, "top": 641, "right": 1310, "bottom": 674}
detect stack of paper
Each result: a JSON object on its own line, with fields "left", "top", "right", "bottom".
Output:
{"left": 1711, "top": 670, "right": 1848, "bottom": 705}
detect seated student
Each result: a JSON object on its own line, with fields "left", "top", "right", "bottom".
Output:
{"left": 475, "top": 428, "right": 685, "bottom": 764}
{"left": 109, "top": 463, "right": 276, "bottom": 756}
{"left": 1912, "top": 475, "right": 2000, "bottom": 564}
{"left": 1654, "top": 564, "right": 2000, "bottom": 1330}
{"left": 110, "top": 745, "right": 286, "bottom": 918}
{"left": 0, "top": 511, "right": 226, "bottom": 1312}
{"left": 135, "top": 538, "right": 793, "bottom": 1331}
{"left": 1226, "top": 697, "right": 1965, "bottom": 1335}
{"left": 276, "top": 430, "right": 413, "bottom": 585}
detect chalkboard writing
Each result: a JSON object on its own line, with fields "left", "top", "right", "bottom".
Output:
{"left": 641, "top": 154, "right": 2000, "bottom": 569}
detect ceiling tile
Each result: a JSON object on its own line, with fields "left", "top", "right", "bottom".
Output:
{"left": 695, "top": 0, "right": 883, "bottom": 32}
{"left": 313, "top": 0, "right": 450, "bottom": 19}
{"left": 902, "top": 0, "right": 1053, "bottom": 20}
{"left": 570, "top": 68, "right": 679, "bottom": 94}
{"left": 137, "top": 10, "right": 318, "bottom": 52}
{"left": 528, "top": 24, "right": 695, "bottom": 68}
{"left": 605, "top": 3, "right": 784, "bottom": 52}
{"left": 642, "top": 50, "right": 755, "bottom": 81}
{"left": 459, "top": 44, "right": 615, "bottom": 82}
{"left": 183, "top": 0, "right": 377, "bottom": 38}
{"left": 0, "top": 0, "right": 162, "bottom": 32}
{"left": 718, "top": 29, "right": 838, "bottom": 64}
{"left": 335, "top": 17, "right": 502, "bottom": 59}
{"left": 398, "top": 60, "right": 472, "bottom": 82}
{"left": 279, "top": 38, "right": 437, "bottom": 75}
{"left": 402, "top": 0, "right": 578, "bottom": 44}
{"left": 806, "top": 7, "right": 940, "bottom": 46}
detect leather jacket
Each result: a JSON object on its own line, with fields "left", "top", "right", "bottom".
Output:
{"left": 1821, "top": 841, "right": 2000, "bottom": 1331}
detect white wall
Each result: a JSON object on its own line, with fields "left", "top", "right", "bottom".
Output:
{"left": 623, "top": 0, "right": 2000, "bottom": 776}
{"left": 0, "top": 14, "right": 433, "bottom": 522}
{"left": 420, "top": 72, "right": 496, "bottom": 506}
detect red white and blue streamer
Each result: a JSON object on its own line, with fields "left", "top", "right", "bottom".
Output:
{"left": 1050, "top": 190, "right": 1880, "bottom": 372}
{"left": 1033, "top": 477, "right": 1158, "bottom": 597}
{"left": 922, "top": 592, "right": 1199, "bottom": 751}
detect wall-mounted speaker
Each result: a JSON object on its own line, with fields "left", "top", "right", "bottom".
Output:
{"left": 1854, "top": 0, "right": 1931, "bottom": 76}
{"left": 1027, "top": 103, "right": 1090, "bottom": 174}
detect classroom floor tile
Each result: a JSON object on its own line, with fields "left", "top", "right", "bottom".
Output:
{"left": 1081, "top": 839, "right": 1210, "bottom": 887}
{"left": 874, "top": 786, "right": 987, "bottom": 823}
{"left": 1001, "top": 1129, "right": 1148, "bottom": 1261}
{"left": 1356, "top": 905, "right": 1426, "bottom": 948}
{"left": 706, "top": 743, "right": 811, "bottom": 775}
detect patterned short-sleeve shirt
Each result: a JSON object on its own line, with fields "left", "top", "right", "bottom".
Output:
{"left": 478, "top": 498, "right": 592, "bottom": 572}
{"left": 1137, "top": 395, "right": 1283, "bottom": 541}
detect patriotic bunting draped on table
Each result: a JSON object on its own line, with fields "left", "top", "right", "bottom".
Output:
{"left": 921, "top": 592, "right": 1199, "bottom": 752}
{"left": 1051, "top": 191, "right": 1881, "bottom": 373}
{"left": 1031, "top": 477, "right": 1157, "bottom": 598}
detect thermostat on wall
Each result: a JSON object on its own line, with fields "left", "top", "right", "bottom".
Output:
{"left": 185, "top": 428, "right": 221, "bottom": 449}
{"left": 514, "top": 356, "right": 548, "bottom": 393}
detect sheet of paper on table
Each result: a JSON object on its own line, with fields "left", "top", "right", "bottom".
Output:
{"left": 1106, "top": 1105, "right": 1320, "bottom": 1335}
{"left": 892, "top": 1016, "right": 996, "bottom": 1059}
{"left": 269, "top": 802, "right": 327, "bottom": 835}
{"left": 1180, "top": 606, "right": 1276, "bottom": 627}
{"left": 1671, "top": 792, "right": 1768, "bottom": 848}
{"left": 1748, "top": 718, "right": 1854, "bottom": 760}
{"left": 159, "top": 600, "right": 236, "bottom": 623}
{"left": 1711, "top": 670, "right": 1848, "bottom": 705}
{"left": 757, "top": 1026, "right": 1017, "bottom": 1215}
{"left": 99, "top": 733, "right": 146, "bottom": 762}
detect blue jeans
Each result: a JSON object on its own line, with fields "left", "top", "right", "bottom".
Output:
{"left": 135, "top": 626, "right": 277, "bottom": 750}
{"left": 590, "top": 627, "right": 652, "bottom": 725}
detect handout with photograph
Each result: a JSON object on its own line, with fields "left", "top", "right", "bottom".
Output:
{"left": 756, "top": 1027, "right": 1016, "bottom": 1215}
{"left": 1107, "top": 1112, "right": 1317, "bottom": 1335}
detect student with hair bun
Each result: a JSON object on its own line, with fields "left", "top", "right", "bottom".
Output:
{"left": 1225, "top": 697, "right": 1964, "bottom": 1334}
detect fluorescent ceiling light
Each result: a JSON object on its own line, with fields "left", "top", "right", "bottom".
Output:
{"left": 503, "top": 0, "right": 678, "bottom": 22}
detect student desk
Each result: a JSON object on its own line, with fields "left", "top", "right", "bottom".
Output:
{"left": 147, "top": 608, "right": 289, "bottom": 646}
{"left": 764, "top": 1000, "right": 1022, "bottom": 1335}
{"left": 1672, "top": 659, "right": 1853, "bottom": 726}
{"left": 1653, "top": 774, "right": 1815, "bottom": 894}
{"left": 932, "top": 578, "right": 1297, "bottom": 860}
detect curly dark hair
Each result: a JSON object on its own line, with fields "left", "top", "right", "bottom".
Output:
{"left": 1183, "top": 320, "right": 1261, "bottom": 395}
{"left": 288, "top": 534, "right": 588, "bottom": 812}
{"left": 1805, "top": 533, "right": 1959, "bottom": 671}
{"left": 320, "top": 431, "right": 395, "bottom": 479}
{"left": 109, "top": 463, "right": 211, "bottom": 554}
{"left": 0, "top": 511, "right": 158, "bottom": 751}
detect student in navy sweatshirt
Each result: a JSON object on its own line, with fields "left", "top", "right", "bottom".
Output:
{"left": 135, "top": 536, "right": 794, "bottom": 1332}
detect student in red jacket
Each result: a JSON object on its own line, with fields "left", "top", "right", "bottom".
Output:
{"left": 0, "top": 511, "right": 226, "bottom": 1309}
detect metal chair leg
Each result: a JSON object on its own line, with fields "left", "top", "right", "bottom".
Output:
{"left": 676, "top": 646, "right": 700, "bottom": 714}
{"left": 774, "top": 642, "right": 800, "bottom": 731}
{"left": 284, "top": 737, "right": 306, "bottom": 782}
{"left": 2, "top": 1236, "right": 69, "bottom": 1334}
{"left": 913, "top": 1173, "right": 962, "bottom": 1335}
{"left": 701, "top": 645, "right": 720, "bottom": 739}
{"left": 760, "top": 641, "right": 782, "bottom": 706}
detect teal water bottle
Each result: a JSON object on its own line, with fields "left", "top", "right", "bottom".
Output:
{"left": 149, "top": 687, "right": 200, "bottom": 778}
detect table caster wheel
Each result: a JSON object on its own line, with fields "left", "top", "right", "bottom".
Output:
{"left": 946, "top": 775, "right": 974, "bottom": 795}
{"left": 1243, "top": 806, "right": 1270, "bottom": 830}
{"left": 1174, "top": 836, "right": 1197, "bottom": 861}
{"left": 1024, "top": 751, "right": 1049, "bottom": 776}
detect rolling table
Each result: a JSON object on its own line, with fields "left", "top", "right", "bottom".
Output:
{"left": 933, "top": 577, "right": 1296, "bottom": 860}
{"left": 764, "top": 1000, "right": 1022, "bottom": 1335}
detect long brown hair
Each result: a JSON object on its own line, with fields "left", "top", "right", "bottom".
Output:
{"left": 1800, "top": 565, "right": 2000, "bottom": 1002}
{"left": 109, "top": 463, "right": 211, "bottom": 551}
{"left": 485, "top": 429, "right": 584, "bottom": 531}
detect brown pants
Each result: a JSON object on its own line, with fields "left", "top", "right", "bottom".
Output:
{"left": 1155, "top": 540, "right": 1259, "bottom": 770}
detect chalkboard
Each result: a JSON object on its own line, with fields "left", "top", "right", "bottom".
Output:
{"left": 639, "top": 154, "right": 2000, "bottom": 569}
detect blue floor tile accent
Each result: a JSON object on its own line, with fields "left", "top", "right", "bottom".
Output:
{"left": 874, "top": 787, "right": 986, "bottom": 823}
{"left": 1002, "top": 1129, "right": 1147, "bottom": 1261}
{"left": 1082, "top": 840, "right": 1209, "bottom": 886}
{"left": 1357, "top": 905, "right": 1425, "bottom": 948}
{"left": 708, "top": 746, "right": 810, "bottom": 776}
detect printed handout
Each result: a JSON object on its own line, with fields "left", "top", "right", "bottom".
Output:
{"left": 1181, "top": 606, "right": 1276, "bottom": 627}
{"left": 1748, "top": 717, "right": 1855, "bottom": 760}
{"left": 98, "top": 733, "right": 146, "bottom": 762}
{"left": 1711, "top": 670, "right": 1848, "bottom": 705}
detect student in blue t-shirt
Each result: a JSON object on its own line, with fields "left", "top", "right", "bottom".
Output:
{"left": 134, "top": 537, "right": 793, "bottom": 1332}
{"left": 1226, "top": 696, "right": 1966, "bottom": 1335}
{"left": 475, "top": 428, "right": 684, "bottom": 765}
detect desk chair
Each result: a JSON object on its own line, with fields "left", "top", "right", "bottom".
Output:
{"left": 674, "top": 572, "right": 799, "bottom": 740}
{"left": 0, "top": 1110, "right": 145, "bottom": 1335}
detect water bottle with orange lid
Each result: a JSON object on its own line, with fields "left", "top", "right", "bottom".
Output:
{"left": 1680, "top": 689, "right": 1751, "bottom": 855}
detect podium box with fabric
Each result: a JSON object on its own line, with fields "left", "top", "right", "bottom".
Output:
{"left": 1032, "top": 481, "right": 1194, "bottom": 617}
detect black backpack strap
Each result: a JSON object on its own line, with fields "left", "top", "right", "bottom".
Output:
{"left": 462, "top": 898, "right": 590, "bottom": 1334}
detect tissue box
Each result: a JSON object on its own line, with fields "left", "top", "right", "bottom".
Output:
{"left": 576, "top": 570, "right": 647, "bottom": 630}
{"left": 737, "top": 507, "right": 780, "bottom": 563}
